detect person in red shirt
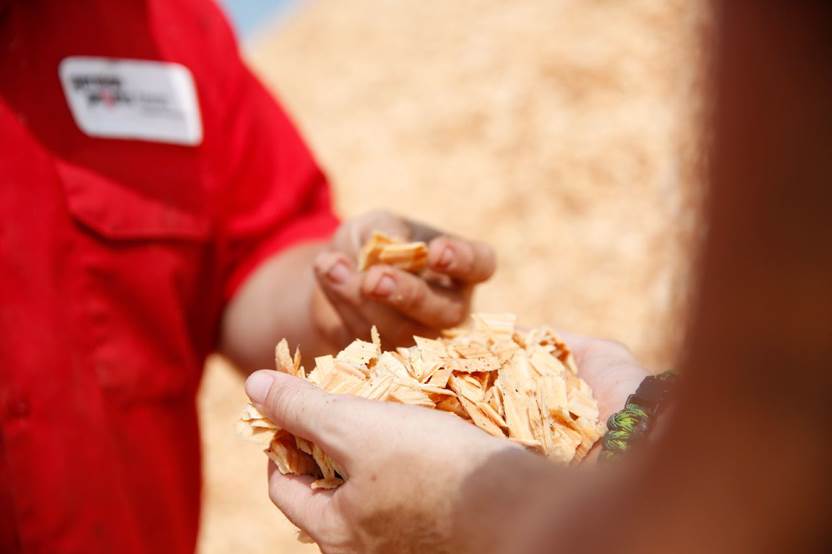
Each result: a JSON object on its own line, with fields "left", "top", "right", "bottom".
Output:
{"left": 0, "top": 1, "right": 496, "bottom": 552}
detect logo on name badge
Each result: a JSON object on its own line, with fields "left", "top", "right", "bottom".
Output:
{"left": 59, "top": 57, "right": 203, "bottom": 146}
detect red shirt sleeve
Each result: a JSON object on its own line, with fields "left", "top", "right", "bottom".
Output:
{"left": 213, "top": 46, "right": 339, "bottom": 302}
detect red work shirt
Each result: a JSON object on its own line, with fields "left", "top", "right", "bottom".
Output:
{"left": 0, "top": 1, "right": 338, "bottom": 552}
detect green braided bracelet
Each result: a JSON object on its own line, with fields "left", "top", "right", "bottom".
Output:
{"left": 600, "top": 371, "right": 676, "bottom": 462}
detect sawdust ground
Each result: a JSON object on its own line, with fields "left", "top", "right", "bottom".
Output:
{"left": 198, "top": 1, "right": 709, "bottom": 552}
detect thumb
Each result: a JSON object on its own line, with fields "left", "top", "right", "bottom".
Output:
{"left": 245, "top": 370, "right": 352, "bottom": 461}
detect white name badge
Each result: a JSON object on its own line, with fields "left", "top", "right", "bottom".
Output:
{"left": 59, "top": 57, "right": 203, "bottom": 146}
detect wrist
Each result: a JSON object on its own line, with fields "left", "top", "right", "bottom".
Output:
{"left": 601, "top": 370, "right": 677, "bottom": 461}
{"left": 449, "top": 447, "right": 559, "bottom": 554}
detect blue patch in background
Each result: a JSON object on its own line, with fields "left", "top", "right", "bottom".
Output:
{"left": 219, "top": 0, "right": 298, "bottom": 39}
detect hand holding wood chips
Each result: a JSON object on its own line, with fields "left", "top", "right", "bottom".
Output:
{"left": 240, "top": 313, "right": 604, "bottom": 491}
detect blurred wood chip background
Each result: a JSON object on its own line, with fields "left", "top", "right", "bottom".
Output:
{"left": 198, "top": 1, "right": 709, "bottom": 552}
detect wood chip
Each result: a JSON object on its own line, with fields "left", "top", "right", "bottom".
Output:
{"left": 358, "top": 230, "right": 428, "bottom": 272}
{"left": 311, "top": 478, "right": 344, "bottom": 490}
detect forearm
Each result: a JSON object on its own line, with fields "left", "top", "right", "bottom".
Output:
{"left": 219, "top": 241, "right": 340, "bottom": 372}
{"left": 524, "top": 1, "right": 832, "bottom": 551}
{"left": 449, "top": 448, "right": 571, "bottom": 554}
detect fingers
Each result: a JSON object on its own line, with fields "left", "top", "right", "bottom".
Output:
{"left": 427, "top": 236, "right": 496, "bottom": 284}
{"left": 246, "top": 370, "right": 353, "bottom": 460}
{"left": 314, "top": 251, "right": 437, "bottom": 344}
{"left": 313, "top": 251, "right": 374, "bottom": 342}
{"left": 361, "top": 265, "right": 470, "bottom": 329}
{"left": 267, "top": 462, "right": 337, "bottom": 537}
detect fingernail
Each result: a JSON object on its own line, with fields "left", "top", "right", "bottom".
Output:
{"left": 437, "top": 247, "right": 454, "bottom": 269}
{"left": 373, "top": 274, "right": 396, "bottom": 297}
{"left": 326, "top": 261, "right": 350, "bottom": 284}
{"left": 245, "top": 371, "right": 274, "bottom": 404}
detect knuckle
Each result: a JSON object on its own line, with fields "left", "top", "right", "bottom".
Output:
{"left": 480, "top": 245, "right": 497, "bottom": 277}
{"left": 598, "top": 339, "right": 633, "bottom": 359}
{"left": 431, "top": 234, "right": 453, "bottom": 251}
{"left": 443, "top": 301, "right": 468, "bottom": 327}
{"left": 398, "top": 279, "right": 427, "bottom": 312}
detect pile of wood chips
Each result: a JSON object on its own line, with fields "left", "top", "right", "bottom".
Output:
{"left": 239, "top": 313, "right": 604, "bottom": 491}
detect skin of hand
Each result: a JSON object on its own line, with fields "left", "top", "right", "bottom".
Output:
{"left": 244, "top": 337, "right": 647, "bottom": 554}
{"left": 560, "top": 333, "right": 650, "bottom": 422}
{"left": 220, "top": 210, "right": 496, "bottom": 370}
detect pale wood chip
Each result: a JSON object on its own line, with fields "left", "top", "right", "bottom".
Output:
{"left": 547, "top": 424, "right": 583, "bottom": 464}
{"left": 448, "top": 374, "right": 485, "bottom": 403}
{"left": 472, "top": 313, "right": 517, "bottom": 335}
{"left": 495, "top": 353, "right": 537, "bottom": 442}
{"left": 311, "top": 477, "right": 344, "bottom": 490}
{"left": 528, "top": 347, "right": 567, "bottom": 378}
{"left": 570, "top": 418, "right": 605, "bottom": 463}
{"left": 389, "top": 382, "right": 436, "bottom": 407}
{"left": 527, "top": 393, "right": 546, "bottom": 446}
{"left": 371, "top": 325, "right": 381, "bottom": 350}
{"left": 511, "top": 331, "right": 528, "bottom": 349}
{"left": 414, "top": 336, "right": 449, "bottom": 365}
{"left": 377, "top": 242, "right": 428, "bottom": 272}
{"left": 425, "top": 365, "right": 453, "bottom": 388}
{"left": 275, "top": 339, "right": 297, "bottom": 376}
{"left": 416, "top": 383, "right": 457, "bottom": 397}
{"left": 239, "top": 404, "right": 270, "bottom": 423}
{"left": 450, "top": 341, "right": 492, "bottom": 359}
{"left": 334, "top": 360, "right": 369, "bottom": 380}
{"left": 236, "top": 423, "right": 276, "bottom": 447}
{"left": 237, "top": 404, "right": 278, "bottom": 446}
{"left": 312, "top": 444, "right": 336, "bottom": 480}
{"left": 450, "top": 357, "right": 501, "bottom": 373}
{"left": 358, "top": 230, "right": 396, "bottom": 270}
{"left": 458, "top": 396, "right": 505, "bottom": 437}
{"left": 358, "top": 230, "right": 428, "bottom": 272}
{"left": 402, "top": 348, "right": 427, "bottom": 381}
{"left": 336, "top": 339, "right": 379, "bottom": 371}
{"left": 537, "top": 374, "right": 571, "bottom": 422}
{"left": 498, "top": 377, "right": 534, "bottom": 442}
{"left": 307, "top": 355, "right": 336, "bottom": 388}
{"left": 267, "top": 432, "right": 319, "bottom": 476}
{"left": 375, "top": 351, "right": 411, "bottom": 380}
{"left": 293, "top": 346, "right": 302, "bottom": 373}
{"left": 477, "top": 400, "right": 508, "bottom": 429}
{"left": 435, "top": 395, "right": 468, "bottom": 418}
{"left": 295, "top": 437, "right": 314, "bottom": 456}
{"left": 358, "top": 373, "right": 394, "bottom": 401}
{"left": 566, "top": 373, "right": 600, "bottom": 422}
{"left": 486, "top": 385, "right": 505, "bottom": 420}
{"left": 327, "top": 374, "right": 366, "bottom": 396}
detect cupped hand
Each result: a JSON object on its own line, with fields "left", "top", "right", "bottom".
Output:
{"left": 561, "top": 333, "right": 650, "bottom": 423}
{"left": 245, "top": 371, "right": 519, "bottom": 554}
{"left": 312, "top": 210, "right": 496, "bottom": 349}
{"left": 245, "top": 335, "right": 648, "bottom": 552}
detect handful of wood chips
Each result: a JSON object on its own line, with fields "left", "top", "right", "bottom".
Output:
{"left": 239, "top": 313, "right": 604, "bottom": 490}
